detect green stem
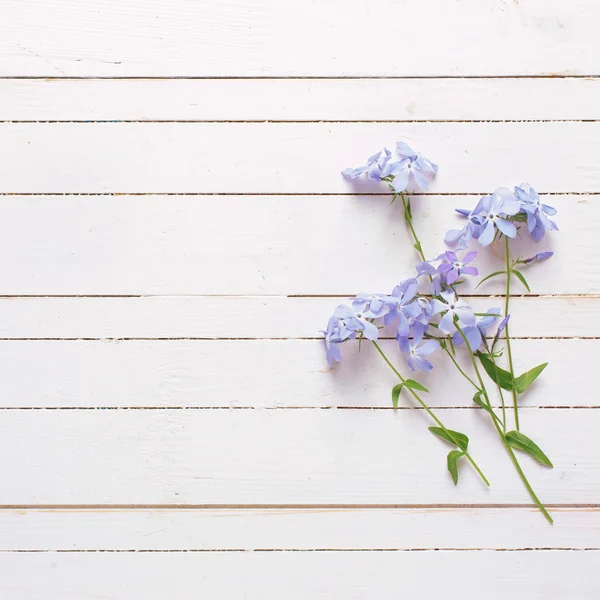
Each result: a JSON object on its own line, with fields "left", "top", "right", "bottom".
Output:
{"left": 443, "top": 345, "right": 479, "bottom": 390}
{"left": 488, "top": 355, "right": 508, "bottom": 431}
{"left": 454, "top": 325, "right": 552, "bottom": 523}
{"left": 400, "top": 192, "right": 427, "bottom": 262}
{"left": 504, "top": 235, "right": 520, "bottom": 431}
{"left": 372, "top": 340, "right": 490, "bottom": 487}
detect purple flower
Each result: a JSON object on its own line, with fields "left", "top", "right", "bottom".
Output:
{"left": 383, "top": 142, "right": 438, "bottom": 193}
{"left": 351, "top": 293, "right": 394, "bottom": 318}
{"left": 491, "top": 314, "right": 511, "bottom": 349}
{"left": 321, "top": 303, "right": 381, "bottom": 366}
{"left": 415, "top": 257, "right": 446, "bottom": 295}
{"left": 342, "top": 148, "right": 392, "bottom": 181}
{"left": 452, "top": 307, "right": 501, "bottom": 351}
{"left": 521, "top": 251, "right": 553, "bottom": 265}
{"left": 333, "top": 305, "right": 379, "bottom": 341}
{"left": 473, "top": 188, "right": 522, "bottom": 247}
{"left": 437, "top": 251, "right": 478, "bottom": 285}
{"left": 444, "top": 207, "right": 484, "bottom": 250}
{"left": 514, "top": 183, "right": 558, "bottom": 242}
{"left": 398, "top": 325, "right": 439, "bottom": 372}
{"left": 384, "top": 278, "right": 422, "bottom": 336}
{"left": 432, "top": 290, "right": 476, "bottom": 335}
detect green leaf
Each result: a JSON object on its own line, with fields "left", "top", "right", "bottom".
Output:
{"left": 476, "top": 270, "right": 507, "bottom": 289}
{"left": 413, "top": 241, "right": 422, "bottom": 255}
{"left": 505, "top": 430, "right": 553, "bottom": 468}
{"left": 476, "top": 352, "right": 514, "bottom": 391}
{"left": 404, "top": 379, "right": 429, "bottom": 392}
{"left": 512, "top": 269, "right": 531, "bottom": 292}
{"left": 513, "top": 363, "right": 548, "bottom": 394}
{"left": 391, "top": 384, "right": 404, "bottom": 409}
{"left": 472, "top": 390, "right": 503, "bottom": 426}
{"left": 447, "top": 450, "right": 465, "bottom": 485}
{"left": 428, "top": 427, "right": 469, "bottom": 452}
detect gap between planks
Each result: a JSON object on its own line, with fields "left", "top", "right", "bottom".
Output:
{"left": 0, "top": 406, "right": 596, "bottom": 411}
{"left": 4, "top": 120, "right": 600, "bottom": 124}
{"left": 1, "top": 76, "right": 599, "bottom": 81}
{"left": 1, "top": 503, "right": 597, "bottom": 510}
{"left": 3, "top": 548, "right": 599, "bottom": 553}
{"left": 0, "top": 191, "right": 596, "bottom": 196}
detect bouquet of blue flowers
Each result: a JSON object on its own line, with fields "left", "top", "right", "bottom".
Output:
{"left": 324, "top": 142, "right": 558, "bottom": 523}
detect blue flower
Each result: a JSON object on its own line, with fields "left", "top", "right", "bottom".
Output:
{"left": 384, "top": 278, "right": 422, "bottom": 336}
{"left": 514, "top": 183, "right": 558, "bottom": 242}
{"left": 437, "top": 250, "right": 478, "bottom": 285}
{"left": 398, "top": 324, "right": 439, "bottom": 372}
{"left": 342, "top": 148, "right": 392, "bottom": 181}
{"left": 452, "top": 307, "right": 501, "bottom": 351}
{"left": 444, "top": 206, "right": 484, "bottom": 250}
{"left": 521, "top": 251, "right": 553, "bottom": 265}
{"left": 321, "top": 304, "right": 380, "bottom": 366}
{"left": 351, "top": 292, "right": 395, "bottom": 319}
{"left": 383, "top": 142, "right": 438, "bottom": 193}
{"left": 472, "top": 188, "right": 522, "bottom": 247}
{"left": 432, "top": 290, "right": 476, "bottom": 335}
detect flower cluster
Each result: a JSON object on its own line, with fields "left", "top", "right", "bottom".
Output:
{"left": 445, "top": 184, "right": 558, "bottom": 249}
{"left": 329, "top": 140, "right": 560, "bottom": 523}
{"left": 342, "top": 142, "right": 438, "bottom": 192}
{"left": 323, "top": 248, "right": 500, "bottom": 372}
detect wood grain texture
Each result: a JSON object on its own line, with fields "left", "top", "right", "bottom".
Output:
{"left": 0, "top": 296, "right": 595, "bottom": 339}
{"left": 0, "top": 551, "right": 597, "bottom": 599}
{"left": 1, "top": 122, "right": 599, "bottom": 193}
{"left": 0, "top": 339, "right": 594, "bottom": 408}
{"left": 1, "top": 508, "right": 598, "bottom": 550}
{"left": 0, "top": 195, "right": 580, "bottom": 295}
{"left": 3, "top": 78, "right": 600, "bottom": 121}
{"left": 1, "top": 0, "right": 598, "bottom": 77}
{"left": 0, "top": 409, "right": 595, "bottom": 505}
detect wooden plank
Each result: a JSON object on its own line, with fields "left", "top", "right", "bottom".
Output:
{"left": 1, "top": 122, "right": 599, "bottom": 193}
{"left": 0, "top": 409, "right": 595, "bottom": 504}
{"left": 3, "top": 78, "right": 600, "bottom": 121}
{"left": 0, "top": 551, "right": 597, "bottom": 599}
{"left": 0, "top": 195, "right": 580, "bottom": 295}
{"left": 0, "top": 296, "right": 595, "bottom": 339}
{"left": 1, "top": 0, "right": 598, "bottom": 77}
{"left": 1, "top": 508, "right": 598, "bottom": 550}
{"left": 0, "top": 339, "right": 594, "bottom": 408}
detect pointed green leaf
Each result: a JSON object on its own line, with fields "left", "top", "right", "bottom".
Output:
{"left": 505, "top": 430, "right": 553, "bottom": 468}
{"left": 512, "top": 269, "right": 531, "bottom": 292}
{"left": 428, "top": 427, "right": 469, "bottom": 452}
{"left": 391, "top": 384, "right": 404, "bottom": 409}
{"left": 404, "top": 379, "right": 429, "bottom": 392}
{"left": 513, "top": 363, "right": 548, "bottom": 394}
{"left": 476, "top": 352, "right": 514, "bottom": 391}
{"left": 476, "top": 270, "right": 507, "bottom": 289}
{"left": 447, "top": 450, "right": 465, "bottom": 485}
{"left": 413, "top": 241, "right": 422, "bottom": 254}
{"left": 472, "top": 391, "right": 503, "bottom": 426}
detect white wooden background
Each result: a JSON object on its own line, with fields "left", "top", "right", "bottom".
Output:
{"left": 1, "top": 1, "right": 599, "bottom": 598}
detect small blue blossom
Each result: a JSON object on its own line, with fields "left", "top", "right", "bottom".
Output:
{"left": 492, "top": 314, "right": 511, "bottom": 348}
{"left": 432, "top": 290, "right": 476, "bottom": 335}
{"left": 473, "top": 188, "right": 522, "bottom": 247}
{"left": 452, "top": 307, "right": 501, "bottom": 351}
{"left": 444, "top": 207, "right": 484, "bottom": 250}
{"left": 383, "top": 278, "right": 422, "bottom": 336}
{"left": 437, "top": 250, "right": 478, "bottom": 285}
{"left": 321, "top": 304, "right": 380, "bottom": 366}
{"left": 342, "top": 148, "right": 392, "bottom": 181}
{"left": 398, "top": 324, "right": 439, "bottom": 372}
{"left": 383, "top": 142, "right": 438, "bottom": 193}
{"left": 351, "top": 293, "right": 394, "bottom": 318}
{"left": 521, "top": 251, "right": 554, "bottom": 265}
{"left": 342, "top": 142, "right": 437, "bottom": 192}
{"left": 514, "top": 183, "right": 558, "bottom": 242}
